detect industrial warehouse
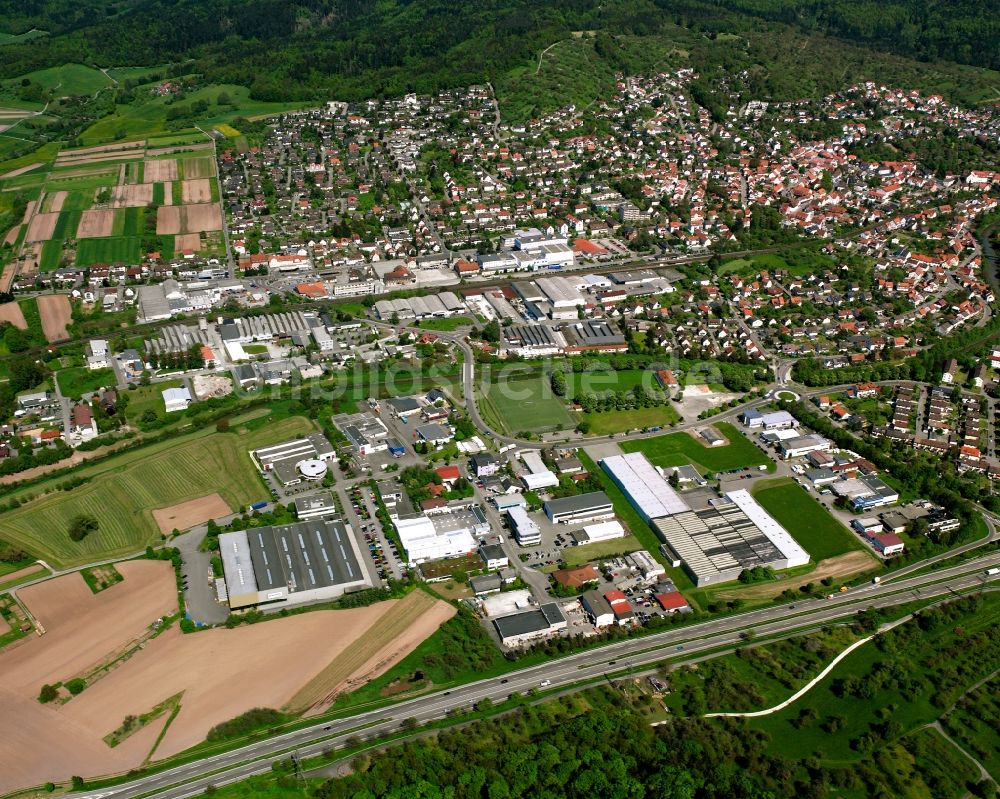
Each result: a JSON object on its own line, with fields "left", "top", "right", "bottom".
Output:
{"left": 218, "top": 519, "right": 372, "bottom": 609}
{"left": 652, "top": 490, "right": 809, "bottom": 586}
{"left": 601, "top": 453, "right": 809, "bottom": 587}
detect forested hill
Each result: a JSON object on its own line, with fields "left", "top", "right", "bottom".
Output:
{"left": 697, "top": 0, "right": 1000, "bottom": 73}
{"left": 0, "top": 0, "right": 999, "bottom": 103}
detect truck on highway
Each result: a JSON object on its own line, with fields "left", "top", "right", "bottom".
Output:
{"left": 986, "top": 567, "right": 999, "bottom": 576}
{"left": 250, "top": 500, "right": 268, "bottom": 511}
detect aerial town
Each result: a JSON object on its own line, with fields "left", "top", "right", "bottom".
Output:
{"left": 0, "top": 49, "right": 998, "bottom": 799}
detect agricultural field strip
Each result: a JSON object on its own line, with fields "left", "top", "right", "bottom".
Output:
{"left": 286, "top": 592, "right": 438, "bottom": 712}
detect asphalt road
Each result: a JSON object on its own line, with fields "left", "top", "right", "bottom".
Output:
{"left": 74, "top": 553, "right": 1000, "bottom": 799}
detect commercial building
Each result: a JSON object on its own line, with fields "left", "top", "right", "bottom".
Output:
{"left": 600, "top": 452, "right": 688, "bottom": 521}
{"left": 580, "top": 589, "right": 615, "bottom": 627}
{"left": 507, "top": 505, "right": 541, "bottom": 545}
{"left": 293, "top": 493, "right": 338, "bottom": 520}
{"left": 219, "top": 519, "right": 371, "bottom": 610}
{"left": 395, "top": 514, "right": 477, "bottom": 564}
{"left": 251, "top": 433, "right": 336, "bottom": 486}
{"left": 502, "top": 325, "right": 566, "bottom": 357}
{"left": 544, "top": 491, "right": 615, "bottom": 525}
{"left": 340, "top": 414, "right": 391, "bottom": 456}
{"left": 571, "top": 520, "right": 625, "bottom": 545}
{"left": 482, "top": 589, "right": 534, "bottom": 617}
{"left": 742, "top": 409, "right": 796, "bottom": 430}
{"left": 492, "top": 603, "right": 567, "bottom": 648}
{"left": 521, "top": 450, "right": 559, "bottom": 490}
{"left": 470, "top": 573, "right": 503, "bottom": 596}
{"left": 779, "top": 434, "right": 832, "bottom": 460}
{"left": 830, "top": 474, "right": 899, "bottom": 510}
{"left": 651, "top": 490, "right": 809, "bottom": 587}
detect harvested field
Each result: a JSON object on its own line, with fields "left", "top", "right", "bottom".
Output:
{"left": 76, "top": 209, "right": 115, "bottom": 239}
{"left": 181, "top": 203, "right": 223, "bottom": 233}
{"left": 3, "top": 225, "right": 20, "bottom": 246}
{"left": 181, "top": 178, "right": 212, "bottom": 204}
{"left": 0, "top": 563, "right": 44, "bottom": 585}
{"left": 47, "top": 191, "right": 68, "bottom": 213}
{"left": 54, "top": 141, "right": 145, "bottom": 161}
{"left": 152, "top": 493, "right": 231, "bottom": 534}
{"left": 145, "top": 143, "right": 213, "bottom": 157}
{"left": 109, "top": 183, "right": 153, "bottom": 208}
{"left": 0, "top": 263, "right": 17, "bottom": 292}
{"left": 288, "top": 590, "right": 455, "bottom": 714}
{"left": 0, "top": 162, "right": 43, "bottom": 179}
{"left": 53, "top": 151, "right": 144, "bottom": 166}
{"left": 180, "top": 157, "right": 216, "bottom": 179}
{"left": 144, "top": 158, "right": 178, "bottom": 182}
{"left": 713, "top": 551, "right": 880, "bottom": 600}
{"left": 174, "top": 232, "right": 201, "bottom": 252}
{"left": 163, "top": 182, "right": 173, "bottom": 205}
{"left": 0, "top": 561, "right": 178, "bottom": 793}
{"left": 156, "top": 205, "right": 181, "bottom": 234}
{"left": 37, "top": 293, "right": 72, "bottom": 341}
{"left": 25, "top": 212, "right": 59, "bottom": 242}
{"left": 0, "top": 300, "right": 28, "bottom": 329}
{"left": 0, "top": 590, "right": 451, "bottom": 792}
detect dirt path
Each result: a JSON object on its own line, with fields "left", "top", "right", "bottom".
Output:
{"left": 714, "top": 551, "right": 879, "bottom": 600}
{"left": 0, "top": 162, "right": 42, "bottom": 179}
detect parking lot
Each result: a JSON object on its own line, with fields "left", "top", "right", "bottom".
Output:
{"left": 346, "top": 482, "right": 407, "bottom": 581}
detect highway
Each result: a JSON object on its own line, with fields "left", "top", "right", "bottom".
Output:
{"left": 74, "top": 553, "right": 1000, "bottom": 799}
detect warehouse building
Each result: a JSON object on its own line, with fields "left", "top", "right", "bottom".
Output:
{"left": 600, "top": 452, "right": 689, "bottom": 521}
{"left": 544, "top": 491, "right": 615, "bottom": 525}
{"left": 651, "top": 490, "right": 809, "bottom": 587}
{"left": 571, "top": 520, "right": 625, "bottom": 545}
{"left": 219, "top": 519, "right": 371, "bottom": 610}
{"left": 395, "top": 514, "right": 477, "bottom": 564}
{"left": 492, "top": 602, "right": 567, "bottom": 648}
{"left": 502, "top": 324, "right": 566, "bottom": 357}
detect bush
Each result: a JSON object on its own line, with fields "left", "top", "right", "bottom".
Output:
{"left": 206, "top": 708, "right": 288, "bottom": 741}
{"left": 38, "top": 684, "right": 59, "bottom": 703}
{"left": 68, "top": 514, "right": 98, "bottom": 542}
{"left": 65, "top": 678, "right": 86, "bottom": 695}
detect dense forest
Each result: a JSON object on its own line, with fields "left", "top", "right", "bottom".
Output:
{"left": 1, "top": 0, "right": 1000, "bottom": 105}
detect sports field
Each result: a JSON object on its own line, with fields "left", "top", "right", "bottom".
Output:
{"left": 580, "top": 405, "right": 680, "bottom": 435}
{"left": 0, "top": 416, "right": 314, "bottom": 568}
{"left": 621, "top": 422, "right": 772, "bottom": 473}
{"left": 751, "top": 478, "right": 864, "bottom": 561}
{"left": 480, "top": 373, "right": 573, "bottom": 434}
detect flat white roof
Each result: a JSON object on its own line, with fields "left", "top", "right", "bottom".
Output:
{"left": 507, "top": 505, "right": 540, "bottom": 535}
{"left": 521, "top": 450, "right": 548, "bottom": 475}
{"left": 523, "top": 471, "right": 559, "bottom": 490}
{"left": 725, "top": 489, "right": 809, "bottom": 568}
{"left": 601, "top": 452, "right": 689, "bottom": 519}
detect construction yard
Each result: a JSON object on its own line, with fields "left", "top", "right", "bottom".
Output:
{"left": 0, "top": 565, "right": 453, "bottom": 794}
